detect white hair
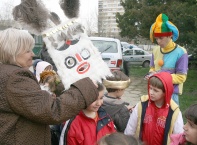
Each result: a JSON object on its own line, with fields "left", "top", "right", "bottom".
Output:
{"left": 0, "top": 28, "right": 35, "bottom": 64}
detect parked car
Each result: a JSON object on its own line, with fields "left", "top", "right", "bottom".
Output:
{"left": 188, "top": 54, "right": 197, "bottom": 69}
{"left": 121, "top": 42, "right": 138, "bottom": 49}
{"left": 121, "top": 42, "right": 142, "bottom": 52}
{"left": 90, "top": 37, "right": 123, "bottom": 72}
{"left": 123, "top": 48, "right": 151, "bottom": 67}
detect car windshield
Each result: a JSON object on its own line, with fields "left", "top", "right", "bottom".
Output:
{"left": 91, "top": 40, "right": 118, "bottom": 53}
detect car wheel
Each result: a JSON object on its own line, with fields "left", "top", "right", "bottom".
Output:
{"left": 143, "top": 61, "right": 150, "bottom": 68}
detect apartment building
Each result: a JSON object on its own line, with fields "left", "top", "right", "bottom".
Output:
{"left": 98, "top": 0, "right": 124, "bottom": 38}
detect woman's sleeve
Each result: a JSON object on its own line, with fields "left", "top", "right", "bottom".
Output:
{"left": 6, "top": 69, "right": 98, "bottom": 124}
{"left": 124, "top": 103, "right": 139, "bottom": 135}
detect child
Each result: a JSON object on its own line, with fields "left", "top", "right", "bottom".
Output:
{"left": 170, "top": 103, "right": 197, "bottom": 145}
{"left": 124, "top": 72, "right": 184, "bottom": 145}
{"left": 98, "top": 132, "right": 144, "bottom": 145}
{"left": 35, "top": 61, "right": 53, "bottom": 82}
{"left": 102, "top": 70, "right": 132, "bottom": 132}
{"left": 59, "top": 82, "right": 116, "bottom": 145}
{"left": 32, "top": 59, "right": 42, "bottom": 75}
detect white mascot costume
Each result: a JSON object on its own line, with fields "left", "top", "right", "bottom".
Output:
{"left": 13, "top": 0, "right": 112, "bottom": 90}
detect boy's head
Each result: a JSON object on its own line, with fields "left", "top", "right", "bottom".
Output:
{"left": 98, "top": 132, "right": 144, "bottom": 145}
{"left": 184, "top": 103, "right": 197, "bottom": 125}
{"left": 150, "top": 13, "right": 179, "bottom": 45}
{"left": 86, "top": 82, "right": 105, "bottom": 112}
{"left": 103, "top": 70, "right": 130, "bottom": 93}
{"left": 149, "top": 77, "right": 165, "bottom": 93}
{"left": 183, "top": 103, "right": 197, "bottom": 144}
{"left": 148, "top": 72, "right": 173, "bottom": 107}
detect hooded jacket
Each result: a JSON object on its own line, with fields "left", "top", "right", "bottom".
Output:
{"left": 124, "top": 72, "right": 184, "bottom": 145}
{"left": 141, "top": 72, "right": 174, "bottom": 145}
{"left": 62, "top": 108, "right": 116, "bottom": 145}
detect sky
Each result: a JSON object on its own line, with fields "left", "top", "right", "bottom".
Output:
{"left": 0, "top": 0, "right": 98, "bottom": 21}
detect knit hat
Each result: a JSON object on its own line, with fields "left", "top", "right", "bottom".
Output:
{"left": 36, "top": 61, "right": 53, "bottom": 82}
{"left": 150, "top": 13, "right": 179, "bottom": 42}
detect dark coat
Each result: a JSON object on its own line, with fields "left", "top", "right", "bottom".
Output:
{"left": 101, "top": 95, "right": 130, "bottom": 132}
{"left": 0, "top": 64, "right": 98, "bottom": 145}
{"left": 40, "top": 46, "right": 57, "bottom": 71}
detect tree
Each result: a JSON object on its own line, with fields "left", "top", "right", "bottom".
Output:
{"left": 0, "top": 0, "right": 15, "bottom": 29}
{"left": 82, "top": 9, "right": 98, "bottom": 36}
{"left": 116, "top": 0, "right": 197, "bottom": 49}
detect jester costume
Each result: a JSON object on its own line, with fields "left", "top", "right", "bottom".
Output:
{"left": 149, "top": 13, "right": 188, "bottom": 105}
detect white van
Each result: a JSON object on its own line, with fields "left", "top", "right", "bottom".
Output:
{"left": 90, "top": 37, "right": 123, "bottom": 71}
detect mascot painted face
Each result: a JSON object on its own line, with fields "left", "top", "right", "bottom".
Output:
{"left": 13, "top": 0, "right": 112, "bottom": 90}
{"left": 42, "top": 19, "right": 111, "bottom": 89}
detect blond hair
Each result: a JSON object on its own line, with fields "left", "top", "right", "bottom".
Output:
{"left": 0, "top": 28, "right": 35, "bottom": 64}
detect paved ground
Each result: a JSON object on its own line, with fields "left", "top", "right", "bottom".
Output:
{"left": 121, "top": 76, "right": 148, "bottom": 106}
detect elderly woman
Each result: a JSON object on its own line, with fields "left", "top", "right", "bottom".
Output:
{"left": 0, "top": 28, "right": 98, "bottom": 145}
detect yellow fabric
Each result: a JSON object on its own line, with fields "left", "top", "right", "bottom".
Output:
{"left": 150, "top": 40, "right": 176, "bottom": 72}
{"left": 150, "top": 46, "right": 163, "bottom": 71}
{"left": 171, "top": 74, "right": 187, "bottom": 84}
{"left": 150, "top": 23, "right": 156, "bottom": 42}
{"left": 149, "top": 67, "right": 155, "bottom": 72}
{"left": 161, "top": 39, "right": 176, "bottom": 53}
{"left": 171, "top": 74, "right": 187, "bottom": 95}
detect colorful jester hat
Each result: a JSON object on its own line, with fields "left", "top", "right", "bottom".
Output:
{"left": 150, "top": 13, "right": 179, "bottom": 42}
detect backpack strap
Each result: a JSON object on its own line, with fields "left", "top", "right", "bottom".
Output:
{"left": 59, "top": 117, "right": 75, "bottom": 145}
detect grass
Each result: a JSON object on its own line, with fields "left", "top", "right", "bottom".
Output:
{"left": 128, "top": 65, "right": 197, "bottom": 122}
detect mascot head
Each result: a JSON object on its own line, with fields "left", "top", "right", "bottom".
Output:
{"left": 13, "top": 0, "right": 112, "bottom": 90}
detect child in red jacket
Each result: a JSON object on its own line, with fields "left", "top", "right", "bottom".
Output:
{"left": 59, "top": 82, "right": 116, "bottom": 145}
{"left": 125, "top": 72, "right": 184, "bottom": 145}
